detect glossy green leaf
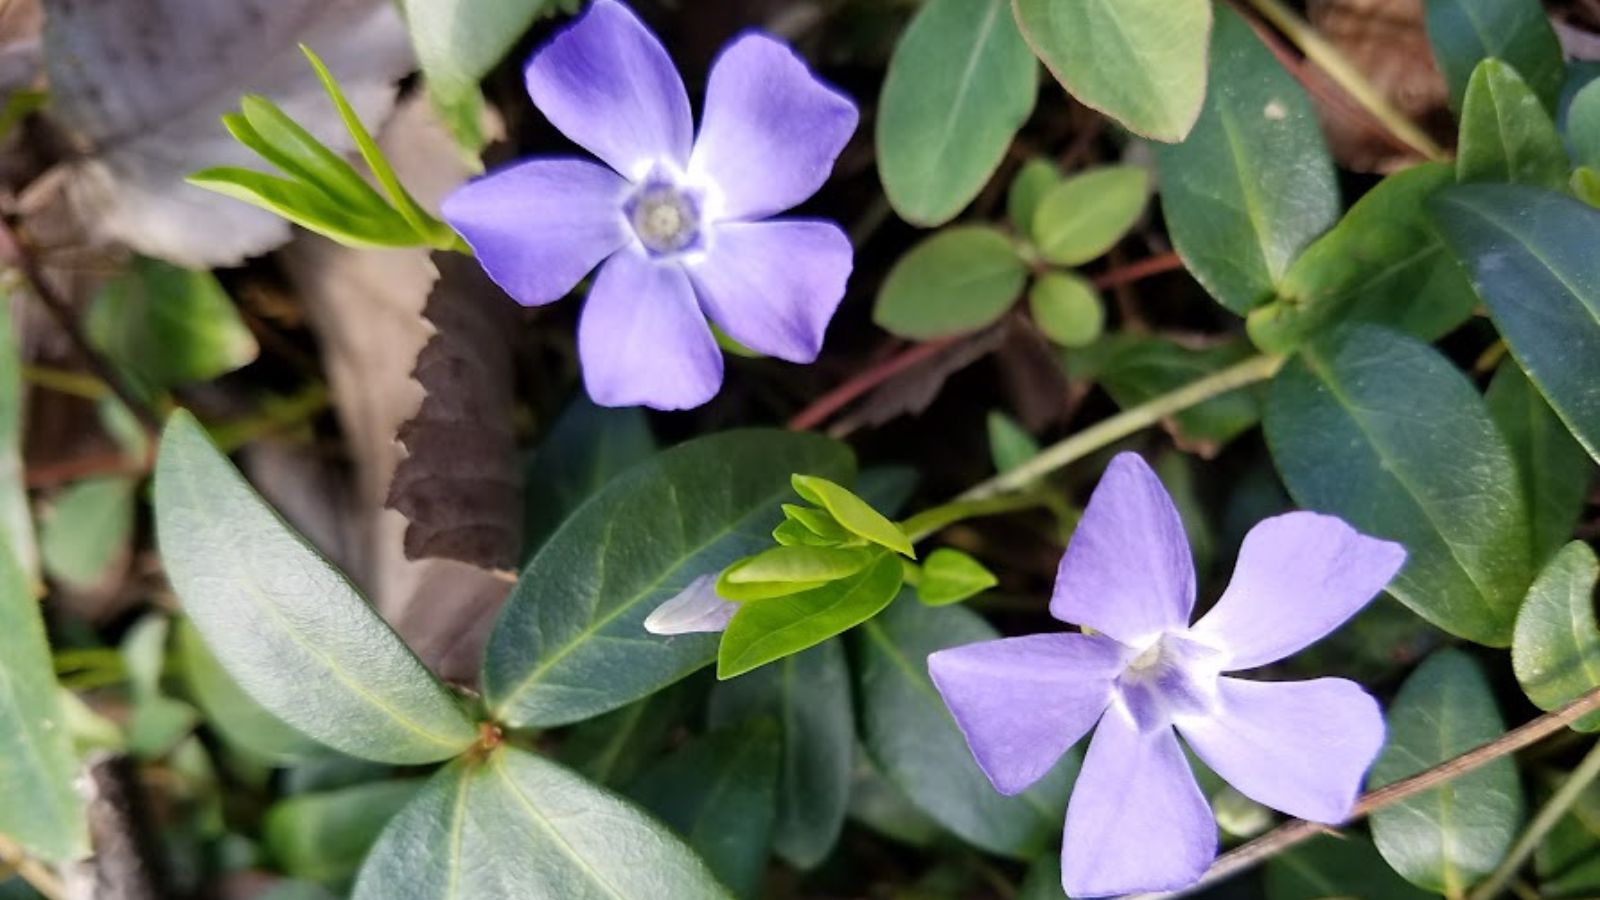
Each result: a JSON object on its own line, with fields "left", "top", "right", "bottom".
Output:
{"left": 228, "top": 98, "right": 391, "bottom": 212}
{"left": 1424, "top": 0, "right": 1564, "bottom": 112}
{"left": 719, "top": 552, "right": 904, "bottom": 679}
{"left": 848, "top": 757, "right": 946, "bottom": 849}
{"left": 914, "top": 548, "right": 997, "bottom": 607}
{"left": 485, "top": 430, "right": 852, "bottom": 728}
{"left": 878, "top": 0, "right": 1037, "bottom": 226}
{"left": 1249, "top": 163, "right": 1478, "bottom": 354}
{"left": 1574, "top": 166, "right": 1600, "bottom": 207}
{"left": 1567, "top": 79, "right": 1600, "bottom": 169}
{"left": 1486, "top": 361, "right": 1593, "bottom": 566}
{"left": 351, "top": 749, "right": 732, "bottom": 899}
{"left": 153, "top": 410, "right": 478, "bottom": 764}
{"left": 710, "top": 640, "right": 854, "bottom": 869}
{"left": 714, "top": 577, "right": 832, "bottom": 603}
{"left": 857, "top": 597, "right": 1075, "bottom": 858}
{"left": 1369, "top": 648, "right": 1525, "bottom": 894}
{"left": 873, "top": 226, "right": 1027, "bottom": 339}
{"left": 1008, "top": 159, "right": 1061, "bottom": 241}
{"left": 87, "top": 257, "right": 258, "bottom": 391}
{"left": 523, "top": 398, "right": 655, "bottom": 558}
{"left": 1012, "top": 0, "right": 1211, "bottom": 142}
{"left": 0, "top": 289, "right": 35, "bottom": 581}
{"left": 722, "top": 546, "right": 875, "bottom": 586}
{"left": 1265, "top": 326, "right": 1533, "bottom": 646}
{"left": 266, "top": 780, "right": 422, "bottom": 886}
{"left": 778, "top": 505, "right": 854, "bottom": 546}
{"left": 0, "top": 541, "right": 86, "bottom": 861}
{"left": 1265, "top": 833, "right": 1433, "bottom": 900}
{"left": 1457, "top": 59, "right": 1568, "bottom": 189}
{"left": 39, "top": 476, "right": 135, "bottom": 593}
{"left": 1028, "top": 272, "right": 1104, "bottom": 348}
{"left": 628, "top": 720, "right": 781, "bottom": 898}
{"left": 1432, "top": 184, "right": 1600, "bottom": 462}
{"left": 1155, "top": 4, "right": 1339, "bottom": 315}
{"left": 188, "top": 167, "right": 421, "bottom": 249}
{"left": 1031, "top": 165, "right": 1148, "bottom": 266}
{"left": 557, "top": 686, "right": 691, "bottom": 788}
{"left": 1537, "top": 806, "right": 1600, "bottom": 897}
{"left": 1513, "top": 542, "right": 1600, "bottom": 731}
{"left": 175, "top": 619, "right": 320, "bottom": 765}
{"left": 987, "top": 411, "right": 1040, "bottom": 473}
{"left": 1071, "top": 334, "right": 1263, "bottom": 451}
{"left": 792, "top": 475, "right": 915, "bottom": 558}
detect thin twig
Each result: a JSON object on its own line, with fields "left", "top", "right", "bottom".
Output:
{"left": 1467, "top": 738, "right": 1600, "bottom": 900}
{"left": 1136, "top": 686, "right": 1600, "bottom": 899}
{"left": 0, "top": 833, "right": 65, "bottom": 900}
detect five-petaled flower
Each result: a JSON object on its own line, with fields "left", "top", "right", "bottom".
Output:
{"left": 928, "top": 452, "right": 1407, "bottom": 897}
{"left": 443, "top": 0, "right": 859, "bottom": 411}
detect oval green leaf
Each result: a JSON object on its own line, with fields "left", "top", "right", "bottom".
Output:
{"left": 265, "top": 780, "right": 423, "bottom": 886}
{"left": 1265, "top": 833, "right": 1433, "bottom": 900}
{"left": 1456, "top": 59, "right": 1567, "bottom": 189}
{"left": 1028, "top": 271, "right": 1104, "bottom": 348}
{"left": 915, "top": 548, "right": 998, "bottom": 607}
{"left": 1424, "top": 0, "right": 1564, "bottom": 112}
{"left": 0, "top": 289, "right": 36, "bottom": 580}
{"left": 1485, "top": 360, "right": 1593, "bottom": 567}
{"left": 873, "top": 226, "right": 1028, "bottom": 340}
{"left": 484, "top": 430, "right": 852, "bottom": 728}
{"left": 39, "top": 475, "right": 135, "bottom": 593}
{"left": 1008, "top": 158, "right": 1062, "bottom": 241}
{"left": 878, "top": 0, "right": 1037, "bottom": 226}
{"left": 87, "top": 257, "right": 259, "bottom": 391}
{"left": 1513, "top": 541, "right": 1600, "bottom": 731}
{"left": 1264, "top": 325, "right": 1533, "bottom": 646}
{"left": 153, "top": 410, "right": 478, "bottom": 764}
{"left": 723, "top": 546, "right": 875, "bottom": 585}
{"left": 1031, "top": 164, "right": 1149, "bottom": 267}
{"left": 791, "top": 475, "right": 914, "bottom": 558}
{"left": 1012, "top": 0, "right": 1211, "bottom": 142}
{"left": 1568, "top": 79, "right": 1600, "bottom": 170}
{"left": 1369, "top": 648, "right": 1525, "bottom": 894}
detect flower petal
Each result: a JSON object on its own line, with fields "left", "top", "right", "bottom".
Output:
{"left": 442, "top": 159, "right": 630, "bottom": 307}
{"left": 1189, "top": 512, "right": 1407, "bottom": 670}
{"left": 928, "top": 633, "right": 1126, "bottom": 796}
{"left": 685, "top": 220, "right": 851, "bottom": 363}
{"left": 525, "top": 0, "right": 693, "bottom": 178}
{"left": 1062, "top": 710, "right": 1215, "bottom": 897}
{"left": 578, "top": 249, "right": 723, "bottom": 410}
{"left": 1175, "top": 677, "right": 1385, "bottom": 824}
{"left": 1050, "top": 452, "right": 1196, "bottom": 644}
{"left": 643, "top": 575, "right": 735, "bottom": 635}
{"left": 689, "top": 33, "right": 859, "bottom": 221}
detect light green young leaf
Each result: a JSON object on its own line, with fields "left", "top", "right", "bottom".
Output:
{"left": 266, "top": 780, "right": 423, "bottom": 887}
{"left": 40, "top": 476, "right": 136, "bottom": 593}
{"left": 1031, "top": 165, "right": 1149, "bottom": 267}
{"left": 485, "top": 430, "right": 852, "bottom": 728}
{"left": 873, "top": 226, "right": 1028, "bottom": 340}
{"left": 1457, "top": 59, "right": 1568, "bottom": 190}
{"left": 1011, "top": 0, "right": 1211, "bottom": 142}
{"left": 719, "top": 552, "right": 904, "bottom": 679}
{"left": 1028, "top": 271, "right": 1104, "bottom": 348}
{"left": 779, "top": 505, "right": 854, "bottom": 546}
{"left": 87, "top": 257, "right": 259, "bottom": 391}
{"left": 792, "top": 475, "right": 915, "bottom": 558}
{"left": 1485, "top": 360, "right": 1593, "bottom": 566}
{"left": 1008, "top": 159, "right": 1061, "bottom": 241}
{"left": 878, "top": 0, "right": 1037, "bottom": 226}
{"left": 722, "top": 546, "right": 875, "bottom": 587}
{"left": 188, "top": 167, "right": 422, "bottom": 249}
{"left": 986, "top": 411, "right": 1040, "bottom": 474}
{"left": 1424, "top": 0, "right": 1564, "bottom": 112}
{"left": 351, "top": 749, "right": 733, "bottom": 899}
{"left": 154, "top": 410, "right": 478, "bottom": 764}
{"left": 1512, "top": 542, "right": 1600, "bottom": 731}
{"left": 1369, "top": 648, "right": 1524, "bottom": 894}
{"left": 1265, "top": 325, "right": 1533, "bottom": 646}
{"left": 228, "top": 98, "right": 392, "bottom": 212}
{"left": 915, "top": 548, "right": 997, "bottom": 607}
{"left": 0, "top": 287, "right": 36, "bottom": 581}
{"left": 1567, "top": 79, "right": 1600, "bottom": 170}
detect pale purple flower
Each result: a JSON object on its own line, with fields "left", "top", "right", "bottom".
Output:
{"left": 928, "top": 453, "right": 1406, "bottom": 898}
{"left": 443, "top": 0, "right": 858, "bottom": 410}
{"left": 643, "top": 575, "right": 735, "bottom": 635}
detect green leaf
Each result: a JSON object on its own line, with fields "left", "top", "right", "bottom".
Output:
{"left": 39, "top": 476, "right": 135, "bottom": 593}
{"left": 175, "top": 619, "right": 320, "bottom": 765}
{"left": 1031, "top": 165, "right": 1149, "bottom": 266}
{"left": 1264, "top": 833, "right": 1433, "bottom": 900}
{"left": 792, "top": 476, "right": 915, "bottom": 558}
{"left": 1431, "top": 184, "right": 1600, "bottom": 462}
{"left": 1512, "top": 542, "right": 1600, "bottom": 731}
{"left": 1566, "top": 79, "right": 1600, "bottom": 169}
{"left": 878, "top": 0, "right": 1037, "bottom": 226}
{"left": 523, "top": 397, "right": 655, "bottom": 558}
{"left": 351, "top": 749, "right": 732, "bottom": 899}
{"left": 709, "top": 640, "right": 854, "bottom": 869}
{"left": 228, "top": 98, "right": 392, "bottom": 213}
{"left": 1028, "top": 272, "right": 1104, "bottom": 348}
{"left": 0, "top": 541, "right": 87, "bottom": 861}
{"left": 1248, "top": 162, "right": 1478, "bottom": 354}
{"left": 1071, "top": 334, "right": 1263, "bottom": 451}
{"left": 1369, "top": 648, "right": 1525, "bottom": 894}
{"left": 873, "top": 226, "right": 1028, "bottom": 339}
{"left": 627, "top": 720, "right": 782, "bottom": 898}
{"left": 153, "top": 410, "right": 478, "bottom": 764}
{"left": 779, "top": 505, "right": 854, "bottom": 546}
{"left": 1574, "top": 165, "right": 1600, "bottom": 207}
{"left": 857, "top": 597, "right": 1074, "bottom": 858}
{"left": 1155, "top": 4, "right": 1340, "bottom": 315}
{"left": 1486, "top": 361, "right": 1593, "bottom": 566}
{"left": 915, "top": 549, "right": 997, "bottom": 606}
{"left": 485, "top": 430, "right": 852, "bottom": 728}
{"left": 1457, "top": 59, "right": 1569, "bottom": 189}
{"left": 1424, "top": 0, "right": 1564, "bottom": 112}
{"left": 986, "top": 411, "right": 1040, "bottom": 473}
{"left": 188, "top": 167, "right": 421, "bottom": 249}
{"left": 557, "top": 686, "right": 692, "bottom": 788}
{"left": 1008, "top": 159, "right": 1061, "bottom": 241}
{"left": 1264, "top": 325, "right": 1533, "bottom": 646}
{"left": 722, "top": 546, "right": 876, "bottom": 586}
{"left": 0, "top": 288, "right": 36, "bottom": 581}
{"left": 87, "top": 257, "right": 259, "bottom": 391}
{"left": 266, "top": 780, "right": 423, "bottom": 887}
{"left": 719, "top": 552, "right": 905, "bottom": 679}
{"left": 1012, "top": 0, "right": 1211, "bottom": 142}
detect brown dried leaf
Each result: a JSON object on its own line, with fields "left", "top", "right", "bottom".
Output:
{"left": 835, "top": 325, "right": 1007, "bottom": 435}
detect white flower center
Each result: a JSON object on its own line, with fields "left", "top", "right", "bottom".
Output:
{"left": 1114, "top": 632, "right": 1223, "bottom": 731}
{"left": 627, "top": 178, "right": 702, "bottom": 256}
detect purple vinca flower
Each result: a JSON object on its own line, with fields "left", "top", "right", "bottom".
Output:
{"left": 928, "top": 453, "right": 1407, "bottom": 898}
{"left": 443, "top": 0, "right": 859, "bottom": 411}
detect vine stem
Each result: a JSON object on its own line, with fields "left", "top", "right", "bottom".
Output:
{"left": 1134, "top": 686, "right": 1600, "bottom": 900}
{"left": 959, "top": 354, "right": 1284, "bottom": 501}
{"left": 1467, "top": 738, "right": 1600, "bottom": 900}
{"left": 0, "top": 834, "right": 64, "bottom": 900}
{"left": 1240, "top": 0, "right": 1447, "bottom": 162}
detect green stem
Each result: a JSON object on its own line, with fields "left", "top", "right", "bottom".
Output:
{"left": 22, "top": 364, "right": 109, "bottom": 400}
{"left": 958, "top": 354, "right": 1284, "bottom": 502}
{"left": 208, "top": 382, "right": 331, "bottom": 452}
{"left": 1467, "top": 739, "right": 1600, "bottom": 900}
{"left": 1241, "top": 0, "right": 1446, "bottom": 162}
{"left": 901, "top": 490, "right": 1054, "bottom": 544}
